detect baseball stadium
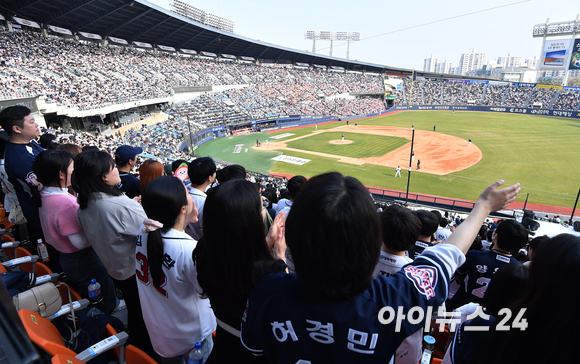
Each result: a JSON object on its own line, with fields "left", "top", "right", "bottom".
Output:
{"left": 0, "top": 0, "right": 579, "bottom": 362}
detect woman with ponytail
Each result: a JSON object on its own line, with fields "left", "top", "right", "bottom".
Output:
{"left": 32, "top": 150, "right": 117, "bottom": 314}
{"left": 137, "top": 176, "right": 216, "bottom": 364}
{"left": 73, "top": 151, "right": 156, "bottom": 360}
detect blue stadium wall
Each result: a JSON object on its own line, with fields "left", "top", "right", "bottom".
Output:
{"left": 390, "top": 105, "right": 580, "bottom": 119}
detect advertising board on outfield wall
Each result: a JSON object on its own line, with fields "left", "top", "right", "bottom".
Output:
{"left": 392, "top": 105, "right": 580, "bottom": 119}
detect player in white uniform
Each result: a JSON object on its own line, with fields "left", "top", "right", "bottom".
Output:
{"left": 136, "top": 176, "right": 216, "bottom": 363}
{"left": 395, "top": 166, "right": 402, "bottom": 178}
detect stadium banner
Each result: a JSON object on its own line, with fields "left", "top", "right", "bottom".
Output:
{"left": 563, "top": 86, "right": 580, "bottom": 91}
{"left": 79, "top": 32, "right": 102, "bottom": 40}
{"left": 221, "top": 54, "right": 236, "bottom": 59}
{"left": 172, "top": 86, "right": 212, "bottom": 93}
{"left": 158, "top": 45, "right": 175, "bottom": 52}
{"left": 240, "top": 56, "right": 255, "bottom": 61}
{"left": 48, "top": 25, "right": 72, "bottom": 35}
{"left": 0, "top": 97, "right": 38, "bottom": 113}
{"left": 180, "top": 48, "right": 197, "bottom": 55}
{"left": 271, "top": 155, "right": 311, "bottom": 165}
{"left": 108, "top": 36, "right": 128, "bottom": 45}
{"left": 540, "top": 39, "right": 571, "bottom": 70}
{"left": 536, "top": 84, "right": 563, "bottom": 90}
{"left": 313, "top": 64, "right": 326, "bottom": 69}
{"left": 13, "top": 17, "right": 40, "bottom": 29}
{"left": 200, "top": 51, "right": 217, "bottom": 57}
{"left": 570, "top": 38, "right": 580, "bottom": 70}
{"left": 331, "top": 66, "right": 344, "bottom": 70}
{"left": 467, "top": 80, "right": 489, "bottom": 84}
{"left": 488, "top": 81, "right": 509, "bottom": 86}
{"left": 512, "top": 82, "right": 535, "bottom": 87}
{"left": 133, "top": 41, "right": 152, "bottom": 48}
{"left": 392, "top": 105, "right": 580, "bottom": 119}
{"left": 445, "top": 79, "right": 468, "bottom": 83}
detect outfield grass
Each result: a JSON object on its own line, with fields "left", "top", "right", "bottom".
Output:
{"left": 198, "top": 111, "right": 580, "bottom": 208}
{"left": 285, "top": 132, "right": 408, "bottom": 158}
{"left": 196, "top": 132, "right": 282, "bottom": 174}
{"left": 267, "top": 122, "right": 338, "bottom": 139}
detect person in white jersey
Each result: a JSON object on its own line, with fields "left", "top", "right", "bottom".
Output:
{"left": 136, "top": 176, "right": 216, "bottom": 363}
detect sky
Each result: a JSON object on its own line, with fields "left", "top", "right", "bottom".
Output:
{"left": 148, "top": 0, "right": 580, "bottom": 70}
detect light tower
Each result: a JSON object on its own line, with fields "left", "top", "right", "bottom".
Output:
{"left": 305, "top": 31, "right": 360, "bottom": 59}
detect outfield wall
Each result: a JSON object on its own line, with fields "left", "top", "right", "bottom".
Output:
{"left": 390, "top": 105, "right": 580, "bottom": 119}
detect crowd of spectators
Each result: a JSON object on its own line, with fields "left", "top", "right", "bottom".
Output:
{"left": 459, "top": 82, "right": 485, "bottom": 105}
{"left": 392, "top": 77, "right": 580, "bottom": 110}
{"left": 482, "top": 84, "right": 507, "bottom": 106}
{"left": 552, "top": 89, "right": 580, "bottom": 111}
{"left": 1, "top": 28, "right": 385, "bottom": 117}
{"left": 528, "top": 88, "right": 558, "bottom": 108}
{"left": 2, "top": 103, "right": 579, "bottom": 363}
{"left": 442, "top": 82, "right": 463, "bottom": 104}
{"left": 503, "top": 86, "right": 535, "bottom": 107}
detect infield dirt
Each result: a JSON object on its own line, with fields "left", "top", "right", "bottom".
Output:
{"left": 258, "top": 124, "right": 481, "bottom": 175}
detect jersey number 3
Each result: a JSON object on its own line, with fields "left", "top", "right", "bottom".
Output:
{"left": 136, "top": 252, "right": 168, "bottom": 297}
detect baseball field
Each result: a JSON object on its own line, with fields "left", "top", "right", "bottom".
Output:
{"left": 197, "top": 110, "right": 580, "bottom": 208}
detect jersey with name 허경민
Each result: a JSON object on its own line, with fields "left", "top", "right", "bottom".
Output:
{"left": 241, "top": 244, "right": 465, "bottom": 363}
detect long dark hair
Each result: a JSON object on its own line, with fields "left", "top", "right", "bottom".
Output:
{"left": 72, "top": 151, "right": 122, "bottom": 209}
{"left": 475, "top": 234, "right": 580, "bottom": 363}
{"left": 141, "top": 176, "right": 187, "bottom": 287}
{"left": 285, "top": 172, "right": 381, "bottom": 301}
{"left": 193, "top": 179, "right": 272, "bottom": 316}
{"left": 31, "top": 150, "right": 74, "bottom": 207}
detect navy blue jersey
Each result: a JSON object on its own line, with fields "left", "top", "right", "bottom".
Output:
{"left": 447, "top": 250, "right": 521, "bottom": 311}
{"left": 241, "top": 245, "right": 464, "bottom": 363}
{"left": 118, "top": 172, "right": 141, "bottom": 198}
{"left": 448, "top": 315, "right": 495, "bottom": 364}
{"left": 4, "top": 140, "right": 44, "bottom": 228}
{"left": 408, "top": 240, "right": 434, "bottom": 260}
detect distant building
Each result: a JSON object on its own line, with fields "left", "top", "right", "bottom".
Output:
{"left": 458, "top": 49, "right": 487, "bottom": 75}
{"left": 497, "top": 53, "right": 521, "bottom": 68}
{"left": 423, "top": 55, "right": 438, "bottom": 72}
{"left": 435, "top": 59, "right": 454, "bottom": 74}
{"left": 490, "top": 67, "right": 537, "bottom": 83}
{"left": 524, "top": 57, "right": 538, "bottom": 69}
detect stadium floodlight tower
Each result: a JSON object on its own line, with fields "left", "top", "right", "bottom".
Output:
{"left": 335, "top": 32, "right": 360, "bottom": 60}
{"left": 305, "top": 31, "right": 360, "bottom": 58}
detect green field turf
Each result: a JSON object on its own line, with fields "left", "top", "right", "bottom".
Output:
{"left": 267, "top": 122, "right": 339, "bottom": 139}
{"left": 195, "top": 132, "right": 281, "bottom": 174}
{"left": 197, "top": 111, "right": 580, "bottom": 208}
{"left": 285, "top": 132, "right": 408, "bottom": 158}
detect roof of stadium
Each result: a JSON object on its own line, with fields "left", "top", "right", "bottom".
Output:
{"left": 0, "top": 0, "right": 431, "bottom": 76}
{"left": 0, "top": 0, "right": 481, "bottom": 80}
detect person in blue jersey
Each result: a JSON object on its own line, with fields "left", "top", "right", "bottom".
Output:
{"left": 408, "top": 210, "right": 440, "bottom": 260}
{"left": 443, "top": 263, "right": 529, "bottom": 364}
{"left": 446, "top": 219, "right": 528, "bottom": 311}
{"left": 472, "top": 234, "right": 580, "bottom": 364}
{"left": 0, "top": 106, "right": 44, "bottom": 238}
{"left": 241, "top": 172, "right": 520, "bottom": 363}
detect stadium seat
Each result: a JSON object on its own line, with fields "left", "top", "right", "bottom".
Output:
{"left": 18, "top": 308, "right": 79, "bottom": 358}
{"left": 19, "top": 308, "right": 129, "bottom": 363}
{"left": 51, "top": 354, "right": 85, "bottom": 364}
{"left": 105, "top": 323, "right": 157, "bottom": 364}
{"left": 58, "top": 283, "right": 82, "bottom": 305}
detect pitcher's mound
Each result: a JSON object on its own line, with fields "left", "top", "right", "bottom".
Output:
{"left": 329, "top": 140, "right": 353, "bottom": 145}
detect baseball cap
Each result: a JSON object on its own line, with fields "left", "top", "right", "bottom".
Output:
{"left": 115, "top": 145, "right": 143, "bottom": 163}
